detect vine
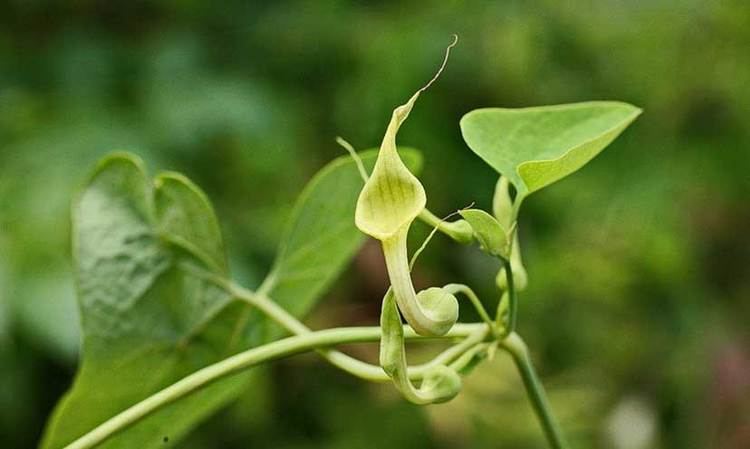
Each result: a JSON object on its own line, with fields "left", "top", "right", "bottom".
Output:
{"left": 41, "top": 39, "right": 640, "bottom": 449}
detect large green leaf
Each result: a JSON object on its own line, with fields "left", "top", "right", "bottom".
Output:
{"left": 266, "top": 147, "right": 422, "bottom": 318}
{"left": 42, "top": 148, "right": 421, "bottom": 448}
{"left": 460, "top": 102, "right": 641, "bottom": 197}
{"left": 40, "top": 154, "right": 252, "bottom": 449}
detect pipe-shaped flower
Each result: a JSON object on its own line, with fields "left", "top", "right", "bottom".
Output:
{"left": 355, "top": 92, "right": 426, "bottom": 241}
{"left": 355, "top": 35, "right": 456, "bottom": 241}
{"left": 355, "top": 91, "right": 458, "bottom": 336}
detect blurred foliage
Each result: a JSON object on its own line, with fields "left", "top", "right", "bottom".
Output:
{"left": 1, "top": 1, "right": 749, "bottom": 448}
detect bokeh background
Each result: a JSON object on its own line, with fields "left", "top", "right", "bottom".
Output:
{"left": 1, "top": 1, "right": 749, "bottom": 448}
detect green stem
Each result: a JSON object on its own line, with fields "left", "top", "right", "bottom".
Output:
{"left": 419, "top": 209, "right": 474, "bottom": 244}
{"left": 502, "top": 259, "right": 518, "bottom": 335}
{"left": 443, "top": 283, "right": 496, "bottom": 332}
{"left": 63, "top": 324, "right": 478, "bottom": 449}
{"left": 449, "top": 341, "right": 491, "bottom": 372}
{"left": 502, "top": 333, "right": 569, "bottom": 449}
{"left": 230, "top": 282, "right": 485, "bottom": 381}
{"left": 183, "top": 265, "right": 488, "bottom": 382}
{"left": 495, "top": 290, "right": 509, "bottom": 330}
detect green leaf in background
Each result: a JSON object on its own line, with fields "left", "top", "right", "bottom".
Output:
{"left": 41, "top": 147, "right": 422, "bottom": 448}
{"left": 458, "top": 209, "right": 509, "bottom": 259}
{"left": 265, "top": 148, "right": 422, "bottom": 318}
{"left": 41, "top": 154, "right": 252, "bottom": 449}
{"left": 460, "top": 102, "right": 641, "bottom": 197}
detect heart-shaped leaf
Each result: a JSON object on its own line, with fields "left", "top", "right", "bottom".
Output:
{"left": 460, "top": 101, "right": 641, "bottom": 198}
{"left": 40, "top": 153, "right": 256, "bottom": 449}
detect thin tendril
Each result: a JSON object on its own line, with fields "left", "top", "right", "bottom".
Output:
{"left": 409, "top": 225, "right": 440, "bottom": 272}
{"left": 336, "top": 136, "right": 369, "bottom": 183}
{"left": 409, "top": 206, "right": 467, "bottom": 271}
{"left": 417, "top": 34, "right": 458, "bottom": 94}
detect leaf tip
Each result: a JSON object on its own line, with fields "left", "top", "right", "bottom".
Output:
{"left": 89, "top": 151, "right": 147, "bottom": 179}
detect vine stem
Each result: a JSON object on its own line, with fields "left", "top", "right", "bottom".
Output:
{"left": 501, "top": 333, "right": 570, "bottom": 449}
{"left": 502, "top": 258, "right": 518, "bottom": 335}
{"left": 62, "top": 324, "right": 481, "bottom": 449}
{"left": 419, "top": 209, "right": 474, "bottom": 244}
{"left": 186, "top": 266, "right": 490, "bottom": 382}
{"left": 231, "top": 282, "right": 489, "bottom": 381}
{"left": 443, "top": 283, "right": 496, "bottom": 332}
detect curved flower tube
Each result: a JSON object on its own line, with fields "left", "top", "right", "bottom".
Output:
{"left": 355, "top": 39, "right": 461, "bottom": 336}
{"left": 381, "top": 226, "right": 459, "bottom": 336}
{"left": 379, "top": 291, "right": 462, "bottom": 404}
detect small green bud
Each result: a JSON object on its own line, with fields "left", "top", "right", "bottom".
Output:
{"left": 492, "top": 176, "right": 514, "bottom": 229}
{"left": 496, "top": 233, "right": 528, "bottom": 291}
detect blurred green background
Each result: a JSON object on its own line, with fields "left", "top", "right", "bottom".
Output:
{"left": 1, "top": 1, "right": 749, "bottom": 448}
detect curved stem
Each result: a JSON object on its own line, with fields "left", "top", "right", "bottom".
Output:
{"left": 63, "top": 325, "right": 478, "bottom": 449}
{"left": 443, "top": 283, "right": 496, "bottom": 331}
{"left": 409, "top": 323, "right": 489, "bottom": 383}
{"left": 495, "top": 291, "right": 509, "bottom": 330}
{"left": 419, "top": 209, "right": 474, "bottom": 244}
{"left": 501, "top": 333, "right": 569, "bottom": 449}
{"left": 231, "top": 283, "right": 484, "bottom": 381}
{"left": 449, "top": 342, "right": 491, "bottom": 372}
{"left": 502, "top": 259, "right": 518, "bottom": 336}
{"left": 183, "top": 264, "right": 486, "bottom": 382}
